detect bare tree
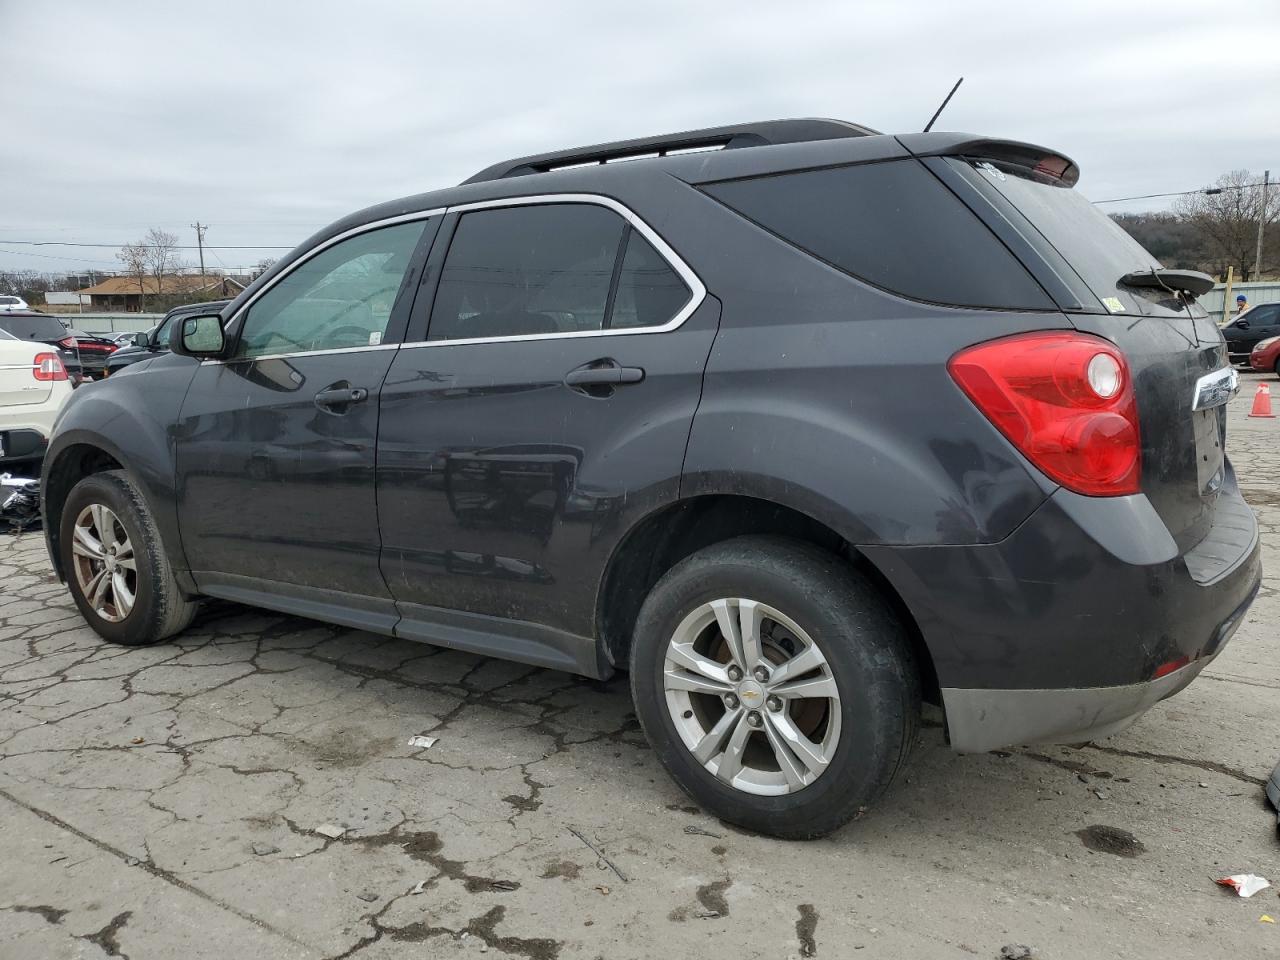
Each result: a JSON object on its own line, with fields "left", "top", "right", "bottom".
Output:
{"left": 0, "top": 270, "right": 44, "bottom": 297}
{"left": 144, "top": 228, "right": 181, "bottom": 294}
{"left": 252, "top": 257, "right": 277, "bottom": 281}
{"left": 117, "top": 242, "right": 150, "bottom": 311}
{"left": 1176, "top": 170, "right": 1280, "bottom": 280}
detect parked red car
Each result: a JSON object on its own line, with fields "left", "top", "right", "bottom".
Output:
{"left": 1250, "top": 336, "right": 1280, "bottom": 377}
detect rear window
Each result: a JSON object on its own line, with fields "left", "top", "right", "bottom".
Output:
{"left": 0, "top": 314, "right": 67, "bottom": 339}
{"left": 0, "top": 296, "right": 20, "bottom": 305}
{"left": 701, "top": 159, "right": 1052, "bottom": 310}
{"left": 957, "top": 159, "right": 1194, "bottom": 317}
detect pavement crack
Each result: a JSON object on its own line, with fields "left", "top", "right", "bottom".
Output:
{"left": 3, "top": 903, "right": 69, "bottom": 924}
{"left": 77, "top": 910, "right": 131, "bottom": 959}
{"left": 0, "top": 787, "right": 321, "bottom": 954}
{"left": 1080, "top": 743, "right": 1265, "bottom": 786}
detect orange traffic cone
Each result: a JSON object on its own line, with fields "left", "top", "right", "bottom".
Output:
{"left": 1248, "top": 384, "right": 1275, "bottom": 418}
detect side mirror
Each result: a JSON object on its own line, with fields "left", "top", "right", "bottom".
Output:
{"left": 170, "top": 314, "right": 226, "bottom": 358}
{"left": 1237, "top": 320, "right": 1250, "bottom": 329}
{"left": 132, "top": 332, "right": 149, "bottom": 347}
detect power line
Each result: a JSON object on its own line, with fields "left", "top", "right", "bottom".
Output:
{"left": 0, "top": 239, "right": 293, "bottom": 250}
{"left": 1093, "top": 180, "right": 1269, "bottom": 205}
{"left": 0, "top": 245, "right": 120, "bottom": 266}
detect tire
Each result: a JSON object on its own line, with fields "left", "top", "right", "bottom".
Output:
{"left": 59, "top": 470, "right": 197, "bottom": 646}
{"left": 630, "top": 536, "right": 920, "bottom": 839}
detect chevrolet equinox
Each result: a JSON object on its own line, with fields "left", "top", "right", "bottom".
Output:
{"left": 42, "top": 119, "right": 1261, "bottom": 838}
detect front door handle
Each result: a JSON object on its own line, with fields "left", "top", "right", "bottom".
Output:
{"left": 314, "top": 384, "right": 368, "bottom": 412}
{"left": 564, "top": 360, "right": 646, "bottom": 389}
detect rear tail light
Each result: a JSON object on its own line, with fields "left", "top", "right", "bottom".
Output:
{"left": 58, "top": 336, "right": 78, "bottom": 348}
{"left": 33, "top": 351, "right": 68, "bottom": 382}
{"left": 948, "top": 331, "right": 1141, "bottom": 496}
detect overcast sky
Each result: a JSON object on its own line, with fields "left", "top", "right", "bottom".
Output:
{"left": 2, "top": 0, "right": 1277, "bottom": 274}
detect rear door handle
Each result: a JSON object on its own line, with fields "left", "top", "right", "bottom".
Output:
{"left": 314, "top": 384, "right": 368, "bottom": 411}
{"left": 564, "top": 360, "right": 645, "bottom": 388}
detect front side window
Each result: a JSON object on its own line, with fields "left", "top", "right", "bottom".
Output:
{"left": 427, "top": 203, "right": 692, "bottom": 341}
{"left": 233, "top": 220, "right": 427, "bottom": 360}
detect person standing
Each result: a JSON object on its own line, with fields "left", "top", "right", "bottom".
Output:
{"left": 1236, "top": 294, "right": 1249, "bottom": 313}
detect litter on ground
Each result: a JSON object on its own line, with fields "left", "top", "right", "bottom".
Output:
{"left": 1216, "top": 874, "right": 1271, "bottom": 898}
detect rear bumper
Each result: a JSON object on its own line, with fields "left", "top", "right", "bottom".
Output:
{"left": 0, "top": 428, "right": 50, "bottom": 463}
{"left": 942, "top": 587, "right": 1252, "bottom": 752}
{"left": 862, "top": 470, "right": 1262, "bottom": 752}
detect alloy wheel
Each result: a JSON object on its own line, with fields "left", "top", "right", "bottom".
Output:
{"left": 663, "top": 598, "right": 841, "bottom": 796}
{"left": 70, "top": 503, "right": 137, "bottom": 622}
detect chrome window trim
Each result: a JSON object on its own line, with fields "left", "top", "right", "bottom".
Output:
{"left": 203, "top": 193, "right": 706, "bottom": 364}
{"left": 403, "top": 193, "right": 706, "bottom": 349}
{"left": 203, "top": 208, "right": 446, "bottom": 366}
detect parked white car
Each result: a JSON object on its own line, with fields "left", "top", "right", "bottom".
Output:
{"left": 0, "top": 326, "right": 73, "bottom": 467}
{"left": 0, "top": 295, "right": 30, "bottom": 312}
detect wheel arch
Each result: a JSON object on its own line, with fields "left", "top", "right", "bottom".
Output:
{"left": 41, "top": 426, "right": 189, "bottom": 593}
{"left": 595, "top": 493, "right": 940, "bottom": 705}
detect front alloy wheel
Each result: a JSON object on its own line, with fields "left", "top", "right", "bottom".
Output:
{"left": 71, "top": 503, "right": 137, "bottom": 621}
{"left": 664, "top": 598, "right": 840, "bottom": 795}
{"left": 60, "top": 469, "right": 198, "bottom": 646}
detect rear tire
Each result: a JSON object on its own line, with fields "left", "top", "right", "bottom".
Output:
{"left": 60, "top": 470, "right": 197, "bottom": 646}
{"left": 630, "top": 536, "right": 919, "bottom": 839}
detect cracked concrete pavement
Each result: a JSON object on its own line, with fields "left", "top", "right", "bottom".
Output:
{"left": 2, "top": 374, "right": 1278, "bottom": 959}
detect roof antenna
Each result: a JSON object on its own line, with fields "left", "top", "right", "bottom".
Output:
{"left": 923, "top": 77, "right": 964, "bottom": 132}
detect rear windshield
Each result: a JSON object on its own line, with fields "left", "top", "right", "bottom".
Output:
{"left": 702, "top": 159, "right": 1053, "bottom": 310}
{"left": 0, "top": 314, "right": 67, "bottom": 339}
{"left": 955, "top": 158, "right": 1199, "bottom": 317}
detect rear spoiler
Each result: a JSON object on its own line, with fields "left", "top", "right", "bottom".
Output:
{"left": 896, "top": 133, "right": 1079, "bottom": 187}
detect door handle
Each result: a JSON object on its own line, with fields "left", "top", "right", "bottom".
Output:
{"left": 564, "top": 360, "right": 646, "bottom": 388}
{"left": 314, "top": 384, "right": 368, "bottom": 411}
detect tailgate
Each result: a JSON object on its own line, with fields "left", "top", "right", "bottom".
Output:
{"left": 1070, "top": 310, "right": 1227, "bottom": 551}
{"left": 947, "top": 154, "right": 1232, "bottom": 551}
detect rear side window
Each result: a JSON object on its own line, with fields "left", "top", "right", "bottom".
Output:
{"left": 427, "top": 203, "right": 693, "bottom": 341}
{"left": 702, "top": 160, "right": 1052, "bottom": 310}
{"left": 0, "top": 314, "right": 67, "bottom": 339}
{"left": 611, "top": 232, "right": 691, "bottom": 329}
{"left": 430, "top": 205, "right": 623, "bottom": 341}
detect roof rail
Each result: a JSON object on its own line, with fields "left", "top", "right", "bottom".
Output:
{"left": 462, "top": 118, "right": 880, "bottom": 184}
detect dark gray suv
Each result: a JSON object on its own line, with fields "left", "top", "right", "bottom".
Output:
{"left": 41, "top": 120, "right": 1261, "bottom": 837}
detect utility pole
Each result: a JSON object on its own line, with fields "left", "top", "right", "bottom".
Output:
{"left": 191, "top": 222, "right": 208, "bottom": 286}
{"left": 1254, "top": 170, "right": 1269, "bottom": 282}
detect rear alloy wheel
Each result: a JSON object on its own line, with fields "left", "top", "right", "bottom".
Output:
{"left": 631, "top": 536, "right": 920, "bottom": 839}
{"left": 60, "top": 470, "right": 197, "bottom": 646}
{"left": 664, "top": 598, "right": 840, "bottom": 795}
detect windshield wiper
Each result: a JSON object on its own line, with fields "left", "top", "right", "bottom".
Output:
{"left": 1119, "top": 268, "right": 1215, "bottom": 299}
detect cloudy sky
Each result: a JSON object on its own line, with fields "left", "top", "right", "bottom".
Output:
{"left": 2, "top": 0, "right": 1277, "bottom": 274}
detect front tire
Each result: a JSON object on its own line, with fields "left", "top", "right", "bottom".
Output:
{"left": 60, "top": 470, "right": 197, "bottom": 646}
{"left": 630, "top": 536, "right": 920, "bottom": 839}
